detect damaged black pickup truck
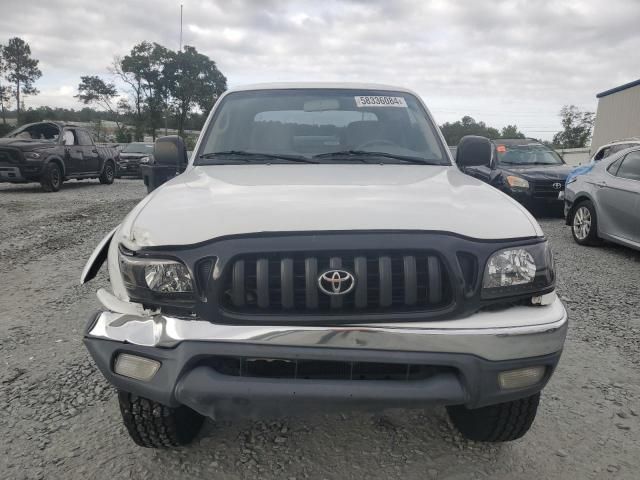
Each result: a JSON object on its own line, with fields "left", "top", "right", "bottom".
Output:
{"left": 0, "top": 121, "right": 120, "bottom": 192}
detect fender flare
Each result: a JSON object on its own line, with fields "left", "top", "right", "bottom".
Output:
{"left": 44, "top": 156, "right": 66, "bottom": 177}
{"left": 80, "top": 226, "right": 118, "bottom": 284}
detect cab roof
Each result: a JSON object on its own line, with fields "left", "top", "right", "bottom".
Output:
{"left": 226, "top": 82, "right": 418, "bottom": 95}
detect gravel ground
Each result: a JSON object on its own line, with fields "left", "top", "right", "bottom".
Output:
{"left": 1, "top": 179, "right": 639, "bottom": 480}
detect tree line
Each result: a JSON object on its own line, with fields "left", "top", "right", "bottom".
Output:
{"left": 76, "top": 41, "right": 227, "bottom": 141}
{"left": 0, "top": 36, "right": 595, "bottom": 148}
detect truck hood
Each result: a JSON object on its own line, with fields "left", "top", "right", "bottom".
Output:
{"left": 500, "top": 164, "right": 573, "bottom": 181}
{"left": 120, "top": 165, "right": 542, "bottom": 247}
{"left": 0, "top": 138, "right": 54, "bottom": 151}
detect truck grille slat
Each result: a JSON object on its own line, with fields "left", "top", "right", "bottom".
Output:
{"left": 222, "top": 251, "right": 451, "bottom": 314}
{"left": 403, "top": 256, "right": 417, "bottom": 306}
{"left": 281, "top": 258, "right": 294, "bottom": 309}
{"left": 256, "top": 258, "right": 269, "bottom": 308}
{"left": 304, "top": 257, "right": 319, "bottom": 309}
{"left": 379, "top": 256, "right": 392, "bottom": 307}
{"left": 354, "top": 256, "right": 368, "bottom": 308}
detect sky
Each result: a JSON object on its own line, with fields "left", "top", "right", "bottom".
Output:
{"left": 1, "top": 0, "right": 639, "bottom": 140}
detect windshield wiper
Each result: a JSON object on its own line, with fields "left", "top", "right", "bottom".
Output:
{"left": 313, "top": 150, "right": 439, "bottom": 165}
{"left": 198, "top": 150, "right": 319, "bottom": 164}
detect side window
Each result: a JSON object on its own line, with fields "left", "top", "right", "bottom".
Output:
{"left": 607, "top": 158, "right": 623, "bottom": 175}
{"left": 77, "top": 130, "right": 93, "bottom": 146}
{"left": 616, "top": 151, "right": 640, "bottom": 181}
{"left": 593, "top": 147, "right": 606, "bottom": 161}
{"left": 599, "top": 147, "right": 612, "bottom": 160}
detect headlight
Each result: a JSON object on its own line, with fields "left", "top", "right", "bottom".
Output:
{"left": 25, "top": 152, "right": 42, "bottom": 159}
{"left": 118, "top": 248, "right": 195, "bottom": 306}
{"left": 482, "top": 242, "right": 555, "bottom": 299}
{"left": 140, "top": 156, "right": 150, "bottom": 164}
{"left": 506, "top": 175, "right": 529, "bottom": 190}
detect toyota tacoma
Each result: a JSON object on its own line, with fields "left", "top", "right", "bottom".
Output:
{"left": 81, "top": 83, "right": 567, "bottom": 448}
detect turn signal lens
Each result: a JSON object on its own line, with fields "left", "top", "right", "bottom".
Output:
{"left": 114, "top": 354, "right": 160, "bottom": 381}
{"left": 498, "top": 366, "right": 545, "bottom": 390}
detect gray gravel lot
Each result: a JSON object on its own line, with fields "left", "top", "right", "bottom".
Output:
{"left": 1, "top": 179, "right": 639, "bottom": 480}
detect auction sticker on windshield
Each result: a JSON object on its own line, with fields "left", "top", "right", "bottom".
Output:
{"left": 355, "top": 96, "right": 407, "bottom": 107}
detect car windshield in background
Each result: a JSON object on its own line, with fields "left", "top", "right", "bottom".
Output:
{"left": 195, "top": 89, "right": 449, "bottom": 165}
{"left": 497, "top": 144, "right": 564, "bottom": 166}
{"left": 122, "top": 143, "right": 154, "bottom": 154}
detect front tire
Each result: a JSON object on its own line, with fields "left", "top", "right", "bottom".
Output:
{"left": 446, "top": 393, "right": 540, "bottom": 442}
{"left": 40, "top": 162, "right": 63, "bottom": 192}
{"left": 118, "top": 391, "right": 205, "bottom": 448}
{"left": 99, "top": 161, "right": 115, "bottom": 184}
{"left": 571, "top": 200, "right": 601, "bottom": 246}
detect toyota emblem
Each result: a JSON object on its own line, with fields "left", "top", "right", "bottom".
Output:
{"left": 553, "top": 182, "right": 562, "bottom": 190}
{"left": 318, "top": 269, "right": 355, "bottom": 296}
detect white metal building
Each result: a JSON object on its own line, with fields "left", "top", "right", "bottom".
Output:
{"left": 591, "top": 79, "right": 640, "bottom": 153}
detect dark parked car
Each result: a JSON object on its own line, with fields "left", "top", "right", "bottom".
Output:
{"left": 117, "top": 142, "right": 154, "bottom": 178}
{"left": 0, "top": 121, "right": 119, "bottom": 192}
{"left": 460, "top": 139, "right": 573, "bottom": 213}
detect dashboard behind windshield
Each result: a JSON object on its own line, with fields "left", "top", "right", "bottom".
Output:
{"left": 496, "top": 143, "right": 564, "bottom": 166}
{"left": 195, "top": 89, "right": 450, "bottom": 165}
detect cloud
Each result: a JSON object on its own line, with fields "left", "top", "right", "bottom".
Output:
{"left": 1, "top": 0, "right": 638, "bottom": 139}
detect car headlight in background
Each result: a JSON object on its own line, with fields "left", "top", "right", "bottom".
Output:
{"left": 506, "top": 175, "right": 529, "bottom": 190}
{"left": 140, "top": 156, "right": 150, "bottom": 164}
{"left": 482, "top": 242, "right": 555, "bottom": 299}
{"left": 118, "top": 247, "right": 195, "bottom": 307}
{"left": 25, "top": 152, "right": 42, "bottom": 159}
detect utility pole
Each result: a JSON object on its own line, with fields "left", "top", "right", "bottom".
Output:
{"left": 179, "top": 4, "right": 183, "bottom": 51}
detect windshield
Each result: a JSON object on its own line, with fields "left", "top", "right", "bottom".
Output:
{"left": 122, "top": 143, "right": 154, "bottom": 154}
{"left": 195, "top": 89, "right": 449, "bottom": 165}
{"left": 496, "top": 143, "right": 564, "bottom": 166}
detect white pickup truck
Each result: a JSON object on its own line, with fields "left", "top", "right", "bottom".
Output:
{"left": 81, "top": 83, "right": 567, "bottom": 448}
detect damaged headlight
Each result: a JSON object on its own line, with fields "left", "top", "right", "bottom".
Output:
{"left": 482, "top": 242, "right": 555, "bottom": 299}
{"left": 118, "top": 247, "right": 195, "bottom": 306}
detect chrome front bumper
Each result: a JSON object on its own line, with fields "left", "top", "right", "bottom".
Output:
{"left": 87, "top": 295, "right": 568, "bottom": 362}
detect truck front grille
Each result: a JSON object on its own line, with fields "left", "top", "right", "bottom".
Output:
{"left": 0, "top": 148, "right": 22, "bottom": 164}
{"left": 221, "top": 252, "right": 452, "bottom": 314}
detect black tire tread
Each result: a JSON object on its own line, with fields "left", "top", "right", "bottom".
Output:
{"left": 118, "top": 391, "right": 204, "bottom": 448}
{"left": 99, "top": 161, "right": 115, "bottom": 184}
{"left": 40, "top": 162, "right": 62, "bottom": 192}
{"left": 447, "top": 393, "right": 540, "bottom": 442}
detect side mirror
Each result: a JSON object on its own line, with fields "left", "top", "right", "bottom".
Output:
{"left": 153, "top": 135, "right": 188, "bottom": 173}
{"left": 456, "top": 135, "right": 492, "bottom": 169}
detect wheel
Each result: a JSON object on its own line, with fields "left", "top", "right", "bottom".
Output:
{"left": 446, "top": 393, "right": 540, "bottom": 442}
{"left": 40, "top": 162, "right": 63, "bottom": 192}
{"left": 571, "top": 200, "right": 601, "bottom": 246}
{"left": 118, "top": 391, "right": 205, "bottom": 448}
{"left": 99, "top": 161, "right": 115, "bottom": 184}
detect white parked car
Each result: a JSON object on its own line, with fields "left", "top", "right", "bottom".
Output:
{"left": 81, "top": 83, "right": 567, "bottom": 448}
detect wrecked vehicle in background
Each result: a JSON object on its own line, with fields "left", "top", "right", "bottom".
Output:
{"left": 0, "top": 121, "right": 120, "bottom": 192}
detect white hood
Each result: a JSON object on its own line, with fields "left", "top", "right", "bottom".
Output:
{"left": 119, "top": 164, "right": 542, "bottom": 247}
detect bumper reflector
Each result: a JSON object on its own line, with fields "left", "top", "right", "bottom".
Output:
{"left": 498, "top": 366, "right": 545, "bottom": 390}
{"left": 114, "top": 354, "right": 160, "bottom": 381}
